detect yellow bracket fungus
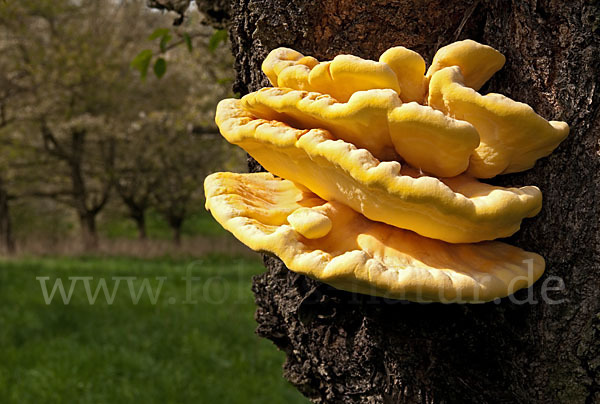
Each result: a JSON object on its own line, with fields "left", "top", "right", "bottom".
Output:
{"left": 428, "top": 66, "right": 570, "bottom": 178}
{"left": 216, "top": 98, "right": 541, "bottom": 244}
{"left": 287, "top": 207, "right": 333, "bottom": 239}
{"left": 425, "top": 39, "right": 506, "bottom": 91}
{"left": 262, "top": 46, "right": 426, "bottom": 103}
{"left": 242, "top": 87, "right": 479, "bottom": 176}
{"left": 205, "top": 172, "right": 545, "bottom": 303}
{"left": 206, "top": 40, "right": 569, "bottom": 303}
{"left": 261, "top": 47, "right": 319, "bottom": 92}
{"left": 262, "top": 41, "right": 568, "bottom": 178}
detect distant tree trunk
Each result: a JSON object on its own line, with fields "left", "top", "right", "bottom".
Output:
{"left": 134, "top": 211, "right": 147, "bottom": 240}
{"left": 115, "top": 184, "right": 151, "bottom": 240}
{"left": 70, "top": 130, "right": 103, "bottom": 250}
{"left": 0, "top": 177, "right": 15, "bottom": 254}
{"left": 79, "top": 211, "right": 98, "bottom": 250}
{"left": 173, "top": 226, "right": 181, "bottom": 245}
{"left": 167, "top": 214, "right": 183, "bottom": 245}
{"left": 121, "top": 201, "right": 148, "bottom": 239}
{"left": 222, "top": 1, "right": 600, "bottom": 403}
{"left": 41, "top": 123, "right": 112, "bottom": 251}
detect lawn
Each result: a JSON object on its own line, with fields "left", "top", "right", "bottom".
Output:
{"left": 0, "top": 255, "right": 308, "bottom": 404}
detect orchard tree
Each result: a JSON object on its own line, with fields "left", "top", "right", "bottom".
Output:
{"left": 0, "top": 13, "right": 32, "bottom": 253}
{"left": 114, "top": 16, "right": 241, "bottom": 242}
{"left": 0, "top": 0, "right": 242, "bottom": 248}
{"left": 140, "top": 111, "right": 241, "bottom": 244}
{"left": 0, "top": 0, "right": 159, "bottom": 248}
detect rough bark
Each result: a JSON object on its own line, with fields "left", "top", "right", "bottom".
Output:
{"left": 224, "top": 0, "right": 600, "bottom": 403}
{"left": 194, "top": 0, "right": 231, "bottom": 29}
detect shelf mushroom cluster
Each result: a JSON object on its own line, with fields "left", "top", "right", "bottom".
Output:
{"left": 205, "top": 40, "right": 569, "bottom": 303}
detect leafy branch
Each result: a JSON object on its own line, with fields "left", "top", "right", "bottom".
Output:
{"left": 131, "top": 28, "right": 228, "bottom": 80}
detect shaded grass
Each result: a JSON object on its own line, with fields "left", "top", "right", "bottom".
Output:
{"left": 0, "top": 255, "right": 307, "bottom": 404}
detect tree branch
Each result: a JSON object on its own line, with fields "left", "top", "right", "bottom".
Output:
{"left": 40, "top": 120, "right": 70, "bottom": 162}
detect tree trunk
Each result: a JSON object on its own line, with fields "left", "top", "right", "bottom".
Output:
{"left": 225, "top": 0, "right": 600, "bottom": 403}
{"left": 172, "top": 225, "right": 182, "bottom": 245}
{"left": 136, "top": 214, "right": 147, "bottom": 240}
{"left": 79, "top": 212, "right": 98, "bottom": 250}
{"left": 0, "top": 178, "right": 15, "bottom": 254}
{"left": 130, "top": 208, "right": 147, "bottom": 240}
{"left": 169, "top": 216, "right": 183, "bottom": 245}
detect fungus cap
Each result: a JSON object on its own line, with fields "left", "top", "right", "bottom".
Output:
{"left": 205, "top": 172, "right": 545, "bottom": 303}
{"left": 242, "top": 87, "right": 480, "bottom": 176}
{"left": 379, "top": 46, "right": 427, "bottom": 103}
{"left": 428, "top": 66, "right": 569, "bottom": 178}
{"left": 262, "top": 47, "right": 318, "bottom": 91}
{"left": 262, "top": 46, "right": 427, "bottom": 103}
{"left": 425, "top": 39, "right": 506, "bottom": 90}
{"left": 215, "top": 98, "right": 542, "bottom": 244}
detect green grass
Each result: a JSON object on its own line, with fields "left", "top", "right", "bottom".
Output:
{"left": 0, "top": 255, "right": 307, "bottom": 404}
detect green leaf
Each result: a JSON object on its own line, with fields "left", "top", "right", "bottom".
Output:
{"left": 153, "top": 58, "right": 167, "bottom": 79}
{"left": 208, "top": 29, "right": 227, "bottom": 53}
{"left": 183, "top": 32, "right": 193, "bottom": 53}
{"left": 148, "top": 28, "right": 170, "bottom": 41}
{"left": 159, "top": 33, "right": 172, "bottom": 52}
{"left": 131, "top": 49, "right": 153, "bottom": 79}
